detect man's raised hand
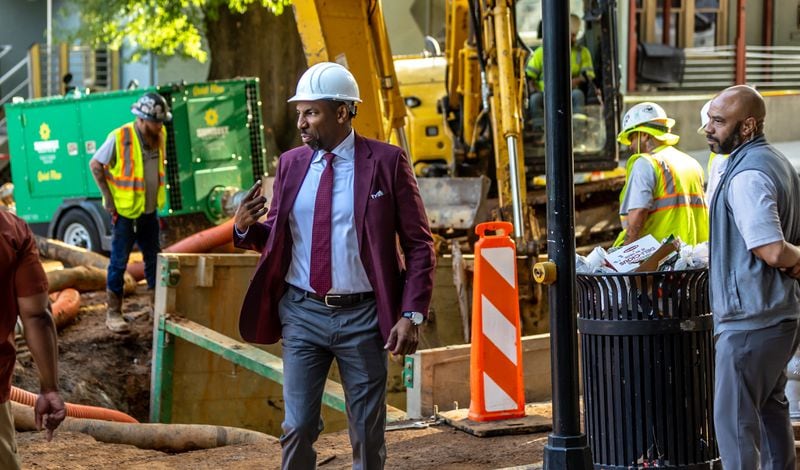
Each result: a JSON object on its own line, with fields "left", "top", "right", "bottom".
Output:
{"left": 234, "top": 180, "right": 268, "bottom": 233}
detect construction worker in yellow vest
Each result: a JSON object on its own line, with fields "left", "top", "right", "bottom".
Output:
{"left": 698, "top": 99, "right": 730, "bottom": 202}
{"left": 614, "top": 102, "right": 709, "bottom": 247}
{"left": 526, "top": 14, "right": 595, "bottom": 132}
{"left": 89, "top": 92, "right": 168, "bottom": 333}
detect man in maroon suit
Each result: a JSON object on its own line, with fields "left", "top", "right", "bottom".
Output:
{"left": 234, "top": 62, "right": 435, "bottom": 469}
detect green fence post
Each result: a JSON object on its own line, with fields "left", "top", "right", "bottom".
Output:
{"left": 149, "top": 311, "right": 175, "bottom": 423}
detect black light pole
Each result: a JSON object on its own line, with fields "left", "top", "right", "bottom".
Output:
{"left": 541, "top": 0, "right": 593, "bottom": 468}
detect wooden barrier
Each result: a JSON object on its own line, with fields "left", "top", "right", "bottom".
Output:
{"left": 406, "top": 334, "right": 555, "bottom": 419}
{"left": 150, "top": 253, "right": 405, "bottom": 437}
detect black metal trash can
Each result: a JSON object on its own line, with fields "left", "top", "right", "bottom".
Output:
{"left": 576, "top": 269, "right": 720, "bottom": 469}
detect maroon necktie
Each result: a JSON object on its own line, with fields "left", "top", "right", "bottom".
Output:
{"left": 310, "top": 152, "right": 335, "bottom": 296}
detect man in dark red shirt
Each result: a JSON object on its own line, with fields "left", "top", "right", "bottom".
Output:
{"left": 0, "top": 210, "right": 65, "bottom": 468}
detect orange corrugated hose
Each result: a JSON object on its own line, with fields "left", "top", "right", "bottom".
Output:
{"left": 126, "top": 218, "right": 235, "bottom": 281}
{"left": 10, "top": 386, "right": 139, "bottom": 423}
{"left": 49, "top": 288, "right": 81, "bottom": 329}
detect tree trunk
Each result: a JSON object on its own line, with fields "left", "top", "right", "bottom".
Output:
{"left": 205, "top": 6, "right": 307, "bottom": 158}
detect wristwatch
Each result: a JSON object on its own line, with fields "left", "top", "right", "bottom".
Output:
{"left": 402, "top": 311, "right": 425, "bottom": 326}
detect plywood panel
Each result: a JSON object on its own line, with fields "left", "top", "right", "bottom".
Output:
{"left": 156, "top": 253, "right": 348, "bottom": 436}
{"left": 406, "top": 334, "right": 558, "bottom": 419}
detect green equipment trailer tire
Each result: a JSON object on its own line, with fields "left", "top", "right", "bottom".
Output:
{"left": 56, "top": 209, "right": 101, "bottom": 252}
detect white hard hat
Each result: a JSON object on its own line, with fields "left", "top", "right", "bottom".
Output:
{"left": 570, "top": 14, "right": 581, "bottom": 36}
{"left": 618, "top": 102, "right": 679, "bottom": 146}
{"left": 288, "top": 62, "right": 362, "bottom": 103}
{"left": 697, "top": 100, "right": 712, "bottom": 135}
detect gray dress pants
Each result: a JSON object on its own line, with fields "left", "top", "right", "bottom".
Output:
{"left": 714, "top": 318, "right": 800, "bottom": 470}
{"left": 278, "top": 286, "right": 388, "bottom": 470}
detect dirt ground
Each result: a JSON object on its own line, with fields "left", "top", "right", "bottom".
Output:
{"left": 12, "top": 288, "right": 548, "bottom": 469}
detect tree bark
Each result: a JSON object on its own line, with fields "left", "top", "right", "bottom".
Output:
{"left": 205, "top": 6, "right": 307, "bottom": 157}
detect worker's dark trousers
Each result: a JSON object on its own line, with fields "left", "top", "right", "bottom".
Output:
{"left": 278, "top": 286, "right": 387, "bottom": 470}
{"left": 107, "top": 211, "right": 160, "bottom": 295}
{"left": 714, "top": 318, "right": 800, "bottom": 470}
{"left": 529, "top": 89, "right": 585, "bottom": 130}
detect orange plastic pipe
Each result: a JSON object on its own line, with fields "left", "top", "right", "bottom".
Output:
{"left": 49, "top": 289, "right": 80, "bottom": 330}
{"left": 126, "top": 218, "right": 235, "bottom": 281}
{"left": 10, "top": 386, "right": 138, "bottom": 423}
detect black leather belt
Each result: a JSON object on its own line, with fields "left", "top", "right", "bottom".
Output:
{"left": 304, "top": 290, "right": 375, "bottom": 308}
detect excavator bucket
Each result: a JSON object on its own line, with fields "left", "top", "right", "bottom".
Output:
{"left": 416, "top": 176, "right": 490, "bottom": 231}
{"left": 262, "top": 175, "right": 489, "bottom": 232}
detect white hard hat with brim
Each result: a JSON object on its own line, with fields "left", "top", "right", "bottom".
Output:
{"left": 618, "top": 122, "right": 680, "bottom": 146}
{"left": 288, "top": 62, "right": 362, "bottom": 103}
{"left": 697, "top": 100, "right": 712, "bottom": 135}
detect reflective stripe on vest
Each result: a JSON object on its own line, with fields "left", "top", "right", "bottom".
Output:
{"left": 105, "top": 122, "right": 166, "bottom": 219}
{"left": 615, "top": 145, "right": 709, "bottom": 247}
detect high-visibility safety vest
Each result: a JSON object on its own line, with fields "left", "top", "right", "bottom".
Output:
{"left": 525, "top": 45, "right": 595, "bottom": 91}
{"left": 104, "top": 122, "right": 166, "bottom": 219}
{"left": 614, "top": 145, "right": 709, "bottom": 247}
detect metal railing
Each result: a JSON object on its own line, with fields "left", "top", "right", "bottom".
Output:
{"left": 62, "top": 45, "right": 118, "bottom": 92}
{"left": 656, "top": 45, "right": 800, "bottom": 90}
{"left": 27, "top": 43, "right": 119, "bottom": 98}
{"left": 0, "top": 56, "right": 30, "bottom": 106}
{"left": 0, "top": 45, "right": 31, "bottom": 107}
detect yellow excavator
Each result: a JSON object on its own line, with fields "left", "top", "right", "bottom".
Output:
{"left": 292, "top": 0, "right": 623, "bottom": 244}
{"left": 290, "top": 0, "right": 625, "bottom": 333}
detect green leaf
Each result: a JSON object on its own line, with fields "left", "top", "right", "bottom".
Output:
{"left": 61, "top": 0, "right": 292, "bottom": 62}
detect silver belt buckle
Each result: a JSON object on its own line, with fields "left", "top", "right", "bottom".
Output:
{"left": 324, "top": 294, "right": 342, "bottom": 308}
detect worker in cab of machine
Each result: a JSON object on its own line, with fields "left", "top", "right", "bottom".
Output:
{"left": 89, "top": 92, "right": 170, "bottom": 334}
{"left": 614, "top": 102, "right": 709, "bottom": 247}
{"left": 525, "top": 13, "right": 595, "bottom": 133}
{"left": 233, "top": 62, "right": 435, "bottom": 469}
{"left": 0, "top": 210, "right": 65, "bottom": 469}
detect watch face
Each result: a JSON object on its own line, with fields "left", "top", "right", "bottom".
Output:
{"left": 404, "top": 312, "right": 424, "bottom": 325}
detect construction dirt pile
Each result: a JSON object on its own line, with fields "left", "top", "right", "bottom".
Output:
{"left": 12, "top": 289, "right": 548, "bottom": 469}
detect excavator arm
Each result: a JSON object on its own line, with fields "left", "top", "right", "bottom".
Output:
{"left": 287, "top": 0, "right": 624, "bottom": 334}
{"left": 442, "top": 0, "right": 532, "bottom": 245}
{"left": 292, "top": 0, "right": 410, "bottom": 152}
{"left": 289, "top": 0, "right": 621, "bottom": 253}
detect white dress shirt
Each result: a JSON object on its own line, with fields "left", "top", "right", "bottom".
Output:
{"left": 285, "top": 131, "right": 373, "bottom": 294}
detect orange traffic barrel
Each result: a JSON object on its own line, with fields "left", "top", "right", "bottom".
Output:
{"left": 468, "top": 221, "right": 525, "bottom": 421}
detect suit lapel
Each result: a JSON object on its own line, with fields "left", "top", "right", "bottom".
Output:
{"left": 354, "top": 134, "right": 375, "bottom": 249}
{"left": 278, "top": 147, "right": 313, "bottom": 225}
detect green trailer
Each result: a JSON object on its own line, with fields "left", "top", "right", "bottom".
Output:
{"left": 5, "top": 78, "right": 268, "bottom": 252}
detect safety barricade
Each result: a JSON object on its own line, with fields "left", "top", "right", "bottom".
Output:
{"left": 468, "top": 221, "right": 525, "bottom": 421}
